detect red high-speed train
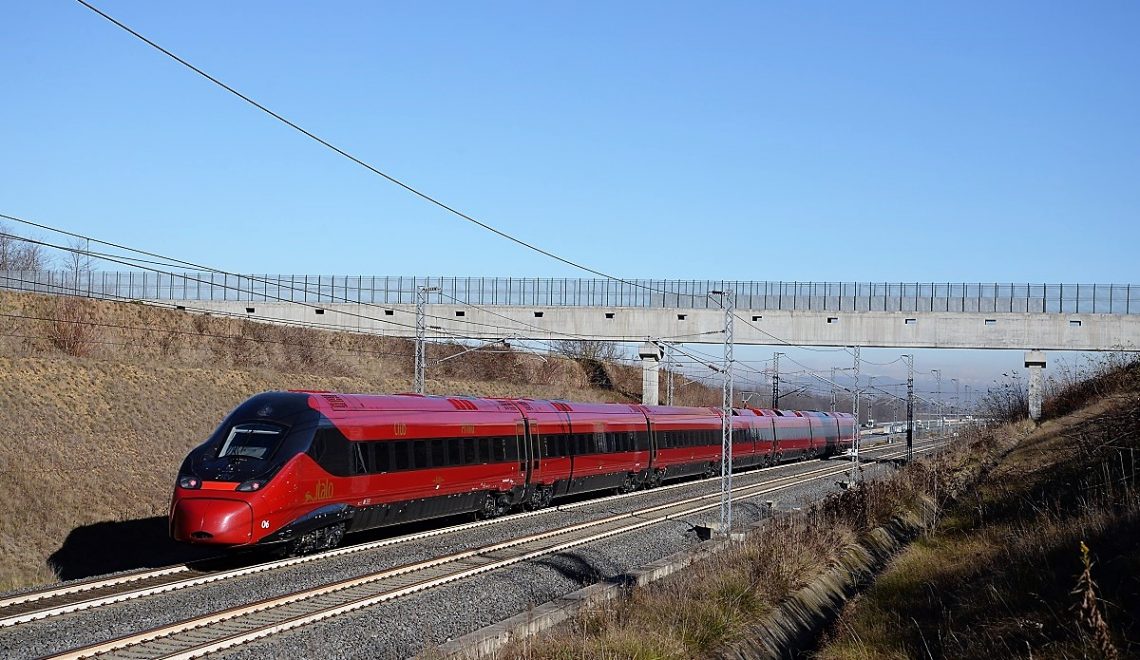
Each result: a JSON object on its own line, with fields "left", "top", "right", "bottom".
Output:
{"left": 170, "top": 391, "right": 855, "bottom": 553}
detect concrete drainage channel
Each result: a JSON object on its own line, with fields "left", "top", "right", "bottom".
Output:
{"left": 433, "top": 444, "right": 938, "bottom": 659}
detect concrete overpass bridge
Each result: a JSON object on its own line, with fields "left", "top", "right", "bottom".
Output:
{"left": 6, "top": 272, "right": 1139, "bottom": 415}
{"left": 9, "top": 272, "right": 1136, "bottom": 351}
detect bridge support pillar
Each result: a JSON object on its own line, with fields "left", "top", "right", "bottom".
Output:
{"left": 1025, "top": 350, "right": 1047, "bottom": 421}
{"left": 639, "top": 342, "right": 664, "bottom": 406}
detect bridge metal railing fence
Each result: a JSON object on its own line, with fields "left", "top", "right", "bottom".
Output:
{"left": 1, "top": 271, "right": 1137, "bottom": 315}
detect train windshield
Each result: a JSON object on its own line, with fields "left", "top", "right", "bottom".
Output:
{"left": 218, "top": 422, "right": 287, "bottom": 460}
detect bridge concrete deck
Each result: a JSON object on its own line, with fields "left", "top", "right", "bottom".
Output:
{"left": 170, "top": 301, "right": 1140, "bottom": 351}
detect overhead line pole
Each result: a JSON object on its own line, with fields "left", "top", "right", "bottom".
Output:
{"left": 414, "top": 285, "right": 440, "bottom": 394}
{"left": 906, "top": 355, "right": 915, "bottom": 461}
{"left": 851, "top": 346, "right": 861, "bottom": 483}
{"left": 772, "top": 352, "right": 782, "bottom": 408}
{"left": 830, "top": 366, "right": 837, "bottom": 413}
{"left": 712, "top": 290, "right": 735, "bottom": 535}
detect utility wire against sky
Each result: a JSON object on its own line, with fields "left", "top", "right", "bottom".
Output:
{"left": 72, "top": 0, "right": 658, "bottom": 290}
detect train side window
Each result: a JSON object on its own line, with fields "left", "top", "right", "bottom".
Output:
{"left": 478, "top": 436, "right": 492, "bottom": 463}
{"left": 393, "top": 441, "right": 410, "bottom": 470}
{"left": 463, "top": 437, "right": 477, "bottom": 464}
{"left": 447, "top": 438, "right": 461, "bottom": 466}
{"left": 373, "top": 442, "right": 391, "bottom": 473}
{"left": 506, "top": 436, "right": 519, "bottom": 461}
{"left": 413, "top": 441, "right": 429, "bottom": 469}
{"left": 351, "top": 443, "right": 367, "bottom": 475}
{"left": 492, "top": 437, "right": 507, "bottom": 463}
{"left": 430, "top": 439, "right": 446, "bottom": 467}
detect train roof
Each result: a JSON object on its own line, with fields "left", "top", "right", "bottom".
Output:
{"left": 283, "top": 391, "right": 853, "bottom": 420}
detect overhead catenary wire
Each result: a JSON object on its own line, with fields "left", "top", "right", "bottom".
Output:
{"left": 33, "top": 3, "right": 897, "bottom": 359}
{"left": 71, "top": 0, "right": 664, "bottom": 291}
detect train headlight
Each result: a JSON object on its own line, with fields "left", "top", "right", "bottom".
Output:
{"left": 178, "top": 475, "right": 202, "bottom": 489}
{"left": 236, "top": 479, "right": 266, "bottom": 492}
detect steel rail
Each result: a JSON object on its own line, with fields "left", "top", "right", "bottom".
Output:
{"left": 0, "top": 438, "right": 911, "bottom": 628}
{"left": 49, "top": 443, "right": 933, "bottom": 659}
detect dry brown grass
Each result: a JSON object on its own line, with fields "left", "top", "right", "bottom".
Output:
{"left": 818, "top": 372, "right": 1140, "bottom": 659}
{"left": 0, "top": 289, "right": 718, "bottom": 590}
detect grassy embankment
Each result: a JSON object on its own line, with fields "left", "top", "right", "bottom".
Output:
{"left": 0, "top": 290, "right": 717, "bottom": 591}
{"left": 818, "top": 357, "right": 1140, "bottom": 659}
{"left": 489, "top": 358, "right": 1140, "bottom": 659}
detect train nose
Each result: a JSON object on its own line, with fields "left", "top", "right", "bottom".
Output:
{"left": 171, "top": 498, "right": 253, "bottom": 545}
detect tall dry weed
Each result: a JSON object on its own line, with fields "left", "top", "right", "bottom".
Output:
{"left": 47, "top": 296, "right": 96, "bottom": 357}
{"left": 1073, "top": 541, "right": 1120, "bottom": 660}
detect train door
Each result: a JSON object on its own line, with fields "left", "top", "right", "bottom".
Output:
{"left": 517, "top": 419, "right": 534, "bottom": 483}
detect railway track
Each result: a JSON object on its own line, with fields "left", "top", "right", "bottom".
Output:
{"left": 0, "top": 437, "right": 907, "bottom": 629}
{"left": 41, "top": 442, "right": 932, "bottom": 659}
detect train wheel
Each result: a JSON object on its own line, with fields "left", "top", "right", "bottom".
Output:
{"left": 525, "top": 486, "right": 549, "bottom": 511}
{"left": 616, "top": 474, "right": 635, "bottom": 494}
{"left": 477, "top": 492, "right": 511, "bottom": 519}
{"left": 285, "top": 522, "right": 346, "bottom": 556}
{"left": 477, "top": 493, "right": 498, "bottom": 519}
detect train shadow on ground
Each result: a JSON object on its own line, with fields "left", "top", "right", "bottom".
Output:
{"left": 48, "top": 516, "right": 224, "bottom": 581}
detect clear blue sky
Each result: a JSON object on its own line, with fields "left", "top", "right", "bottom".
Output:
{"left": 2, "top": 2, "right": 1137, "bottom": 395}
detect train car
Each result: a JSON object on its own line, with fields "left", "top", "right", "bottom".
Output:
{"left": 505, "top": 399, "right": 651, "bottom": 504}
{"left": 731, "top": 408, "right": 769, "bottom": 469}
{"left": 738, "top": 408, "right": 781, "bottom": 466}
{"left": 643, "top": 405, "right": 724, "bottom": 483}
{"left": 171, "top": 391, "right": 530, "bottom": 552}
{"left": 799, "top": 410, "right": 859, "bottom": 456}
{"left": 833, "top": 412, "right": 857, "bottom": 453}
{"left": 771, "top": 410, "right": 813, "bottom": 461}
